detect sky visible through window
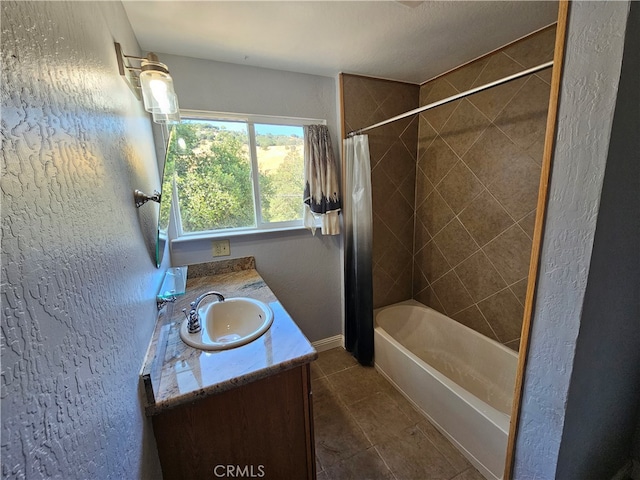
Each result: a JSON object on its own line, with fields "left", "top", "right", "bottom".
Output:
{"left": 182, "top": 119, "right": 302, "bottom": 137}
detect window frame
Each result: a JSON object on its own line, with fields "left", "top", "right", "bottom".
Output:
{"left": 172, "top": 110, "right": 326, "bottom": 239}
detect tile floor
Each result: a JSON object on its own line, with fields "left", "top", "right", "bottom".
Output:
{"left": 311, "top": 347, "right": 484, "bottom": 480}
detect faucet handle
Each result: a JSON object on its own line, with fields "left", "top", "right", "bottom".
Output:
{"left": 182, "top": 307, "right": 201, "bottom": 334}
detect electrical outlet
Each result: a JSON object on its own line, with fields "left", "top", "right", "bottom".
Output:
{"left": 212, "top": 239, "right": 230, "bottom": 257}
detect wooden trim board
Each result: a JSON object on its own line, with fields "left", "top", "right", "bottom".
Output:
{"left": 503, "top": 1, "right": 570, "bottom": 478}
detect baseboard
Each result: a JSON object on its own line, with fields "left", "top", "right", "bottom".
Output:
{"left": 312, "top": 335, "right": 344, "bottom": 353}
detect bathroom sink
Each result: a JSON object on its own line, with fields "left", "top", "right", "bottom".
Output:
{"left": 179, "top": 297, "right": 274, "bottom": 351}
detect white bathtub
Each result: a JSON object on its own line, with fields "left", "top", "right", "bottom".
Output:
{"left": 374, "top": 300, "right": 518, "bottom": 480}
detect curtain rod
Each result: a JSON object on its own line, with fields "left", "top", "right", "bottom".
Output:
{"left": 347, "top": 60, "right": 554, "bottom": 137}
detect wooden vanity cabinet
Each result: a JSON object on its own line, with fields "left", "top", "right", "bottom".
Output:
{"left": 152, "top": 363, "right": 316, "bottom": 480}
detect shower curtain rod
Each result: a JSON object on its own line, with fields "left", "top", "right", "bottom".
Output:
{"left": 347, "top": 60, "right": 554, "bottom": 137}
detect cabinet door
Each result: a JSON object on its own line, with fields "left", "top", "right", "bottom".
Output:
{"left": 153, "top": 365, "right": 315, "bottom": 480}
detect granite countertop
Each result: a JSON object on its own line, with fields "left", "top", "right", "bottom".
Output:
{"left": 141, "top": 257, "right": 317, "bottom": 416}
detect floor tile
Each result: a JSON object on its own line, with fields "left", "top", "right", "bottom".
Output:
{"left": 376, "top": 381, "right": 426, "bottom": 425}
{"left": 348, "top": 391, "right": 415, "bottom": 446}
{"left": 316, "top": 470, "right": 329, "bottom": 480}
{"left": 376, "top": 425, "right": 459, "bottom": 480}
{"left": 312, "top": 376, "right": 341, "bottom": 416}
{"left": 417, "top": 420, "right": 471, "bottom": 473}
{"left": 314, "top": 402, "right": 372, "bottom": 468}
{"left": 451, "top": 467, "right": 487, "bottom": 480}
{"left": 310, "top": 360, "right": 324, "bottom": 380}
{"left": 313, "top": 348, "right": 484, "bottom": 480}
{"left": 326, "top": 364, "right": 388, "bottom": 406}
{"left": 322, "top": 447, "right": 395, "bottom": 480}
{"left": 316, "top": 347, "right": 358, "bottom": 376}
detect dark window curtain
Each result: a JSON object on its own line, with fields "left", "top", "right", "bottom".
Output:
{"left": 303, "top": 125, "right": 341, "bottom": 235}
{"left": 343, "top": 134, "right": 373, "bottom": 366}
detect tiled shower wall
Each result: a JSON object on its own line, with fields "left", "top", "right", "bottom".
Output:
{"left": 342, "top": 75, "right": 419, "bottom": 308}
{"left": 341, "top": 26, "right": 556, "bottom": 350}
{"left": 414, "top": 26, "right": 556, "bottom": 350}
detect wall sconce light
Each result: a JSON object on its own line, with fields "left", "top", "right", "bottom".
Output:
{"left": 134, "top": 189, "right": 161, "bottom": 208}
{"left": 115, "top": 42, "right": 181, "bottom": 125}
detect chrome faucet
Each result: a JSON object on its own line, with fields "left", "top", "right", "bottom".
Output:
{"left": 182, "top": 291, "right": 225, "bottom": 334}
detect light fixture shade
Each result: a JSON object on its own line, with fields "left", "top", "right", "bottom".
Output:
{"left": 153, "top": 98, "right": 181, "bottom": 124}
{"left": 139, "top": 59, "right": 178, "bottom": 115}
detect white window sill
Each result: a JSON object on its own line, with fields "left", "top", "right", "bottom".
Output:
{"left": 171, "top": 223, "right": 318, "bottom": 244}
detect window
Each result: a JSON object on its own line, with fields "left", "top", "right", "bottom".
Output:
{"left": 167, "top": 111, "right": 323, "bottom": 236}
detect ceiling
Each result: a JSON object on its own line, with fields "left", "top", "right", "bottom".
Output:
{"left": 123, "top": 1, "right": 558, "bottom": 85}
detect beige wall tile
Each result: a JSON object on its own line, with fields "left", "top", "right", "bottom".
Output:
{"left": 454, "top": 250, "right": 507, "bottom": 303}
{"left": 400, "top": 116, "right": 420, "bottom": 155}
{"left": 437, "top": 161, "right": 485, "bottom": 214}
{"left": 487, "top": 152, "right": 541, "bottom": 219}
{"left": 417, "top": 190, "right": 456, "bottom": 235}
{"left": 444, "top": 57, "right": 489, "bottom": 92}
{"left": 415, "top": 240, "right": 451, "bottom": 284}
{"left": 431, "top": 271, "right": 474, "bottom": 316}
{"left": 439, "top": 99, "right": 491, "bottom": 157}
{"left": 398, "top": 174, "right": 416, "bottom": 208}
{"left": 458, "top": 189, "right": 513, "bottom": 247}
{"left": 451, "top": 305, "right": 499, "bottom": 341}
{"left": 510, "top": 278, "right": 529, "bottom": 307}
{"left": 518, "top": 210, "right": 537, "bottom": 239}
{"left": 420, "top": 78, "right": 460, "bottom": 132}
{"left": 368, "top": 134, "right": 394, "bottom": 169}
{"left": 477, "top": 289, "right": 524, "bottom": 343}
{"left": 414, "top": 286, "right": 445, "bottom": 314}
{"left": 502, "top": 25, "right": 557, "bottom": 69}
{"left": 413, "top": 263, "right": 430, "bottom": 293}
{"left": 463, "top": 124, "right": 524, "bottom": 186}
{"left": 397, "top": 218, "right": 416, "bottom": 252}
{"left": 379, "top": 141, "right": 417, "bottom": 189}
{"left": 343, "top": 26, "right": 553, "bottom": 344}
{"left": 468, "top": 52, "right": 528, "bottom": 120}
{"left": 378, "top": 243, "right": 412, "bottom": 280}
{"left": 415, "top": 170, "right": 434, "bottom": 208}
{"left": 371, "top": 167, "right": 395, "bottom": 213}
{"left": 373, "top": 267, "right": 394, "bottom": 309}
{"left": 495, "top": 76, "right": 551, "bottom": 152}
{"left": 414, "top": 217, "right": 432, "bottom": 248}
{"left": 342, "top": 74, "right": 418, "bottom": 309}
{"left": 418, "top": 136, "right": 459, "bottom": 185}
{"left": 483, "top": 224, "right": 533, "bottom": 285}
{"left": 380, "top": 189, "right": 414, "bottom": 233}
{"left": 504, "top": 338, "right": 521, "bottom": 352}
{"left": 385, "top": 274, "right": 413, "bottom": 306}
{"left": 432, "top": 218, "right": 479, "bottom": 268}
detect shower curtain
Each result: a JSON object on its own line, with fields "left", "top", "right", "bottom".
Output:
{"left": 343, "top": 134, "right": 374, "bottom": 366}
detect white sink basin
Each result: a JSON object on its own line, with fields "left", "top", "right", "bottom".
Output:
{"left": 179, "top": 297, "right": 274, "bottom": 351}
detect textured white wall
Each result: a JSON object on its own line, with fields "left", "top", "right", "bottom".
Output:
{"left": 513, "top": 1, "right": 630, "bottom": 478}
{"left": 1, "top": 1, "right": 163, "bottom": 478}
{"left": 555, "top": 2, "right": 639, "bottom": 476}
{"left": 163, "top": 54, "right": 343, "bottom": 343}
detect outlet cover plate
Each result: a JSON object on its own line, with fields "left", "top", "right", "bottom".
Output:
{"left": 212, "top": 239, "right": 230, "bottom": 257}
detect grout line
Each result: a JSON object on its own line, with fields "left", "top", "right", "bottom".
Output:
{"left": 475, "top": 302, "right": 502, "bottom": 343}
{"left": 490, "top": 76, "right": 530, "bottom": 129}
{"left": 373, "top": 445, "right": 400, "bottom": 480}
{"left": 421, "top": 77, "right": 462, "bottom": 134}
